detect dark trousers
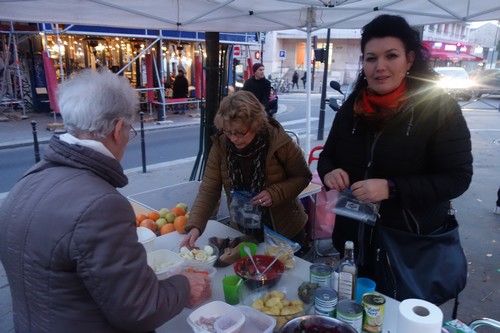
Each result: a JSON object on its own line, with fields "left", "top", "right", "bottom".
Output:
{"left": 497, "top": 187, "right": 500, "bottom": 206}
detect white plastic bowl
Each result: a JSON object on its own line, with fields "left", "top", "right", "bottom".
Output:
{"left": 187, "top": 301, "right": 235, "bottom": 333}
{"left": 180, "top": 243, "right": 219, "bottom": 267}
{"left": 136, "top": 227, "right": 156, "bottom": 252}
{"left": 146, "top": 249, "right": 184, "bottom": 280}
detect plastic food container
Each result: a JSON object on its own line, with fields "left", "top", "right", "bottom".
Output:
{"left": 235, "top": 305, "right": 276, "bottom": 333}
{"left": 146, "top": 249, "right": 184, "bottom": 280}
{"left": 239, "top": 275, "right": 311, "bottom": 331}
{"left": 180, "top": 243, "right": 219, "bottom": 266}
{"left": 187, "top": 301, "right": 235, "bottom": 333}
{"left": 136, "top": 227, "right": 156, "bottom": 252}
{"left": 181, "top": 261, "right": 217, "bottom": 286}
{"left": 214, "top": 308, "right": 245, "bottom": 333}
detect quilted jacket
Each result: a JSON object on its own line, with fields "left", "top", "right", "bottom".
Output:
{"left": 0, "top": 136, "right": 189, "bottom": 332}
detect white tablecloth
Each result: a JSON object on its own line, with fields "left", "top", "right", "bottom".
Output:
{"left": 153, "top": 220, "right": 399, "bottom": 333}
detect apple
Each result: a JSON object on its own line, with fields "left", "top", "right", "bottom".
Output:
{"left": 159, "top": 208, "right": 170, "bottom": 218}
{"left": 155, "top": 218, "right": 167, "bottom": 230}
{"left": 165, "top": 212, "right": 177, "bottom": 223}
{"left": 176, "top": 202, "right": 188, "bottom": 211}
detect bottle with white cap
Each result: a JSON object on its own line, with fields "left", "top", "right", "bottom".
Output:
{"left": 338, "top": 240, "right": 357, "bottom": 301}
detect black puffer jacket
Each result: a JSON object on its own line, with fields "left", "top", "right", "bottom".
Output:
{"left": 318, "top": 89, "right": 473, "bottom": 261}
{"left": 0, "top": 136, "right": 189, "bottom": 332}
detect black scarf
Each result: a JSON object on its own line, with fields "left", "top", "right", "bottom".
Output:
{"left": 226, "top": 128, "right": 270, "bottom": 241}
{"left": 227, "top": 129, "right": 268, "bottom": 192}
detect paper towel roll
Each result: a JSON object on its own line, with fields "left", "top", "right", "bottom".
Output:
{"left": 397, "top": 298, "right": 443, "bottom": 333}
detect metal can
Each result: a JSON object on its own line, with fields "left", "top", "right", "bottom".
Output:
{"left": 336, "top": 300, "right": 363, "bottom": 333}
{"left": 361, "top": 292, "right": 386, "bottom": 333}
{"left": 314, "top": 287, "right": 338, "bottom": 317}
{"left": 310, "top": 263, "right": 332, "bottom": 287}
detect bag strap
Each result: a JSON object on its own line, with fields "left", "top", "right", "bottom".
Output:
{"left": 452, "top": 296, "right": 459, "bottom": 319}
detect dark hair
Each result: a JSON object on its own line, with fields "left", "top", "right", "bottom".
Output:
{"left": 352, "top": 14, "right": 435, "bottom": 95}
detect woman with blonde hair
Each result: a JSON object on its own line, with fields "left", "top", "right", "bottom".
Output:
{"left": 181, "top": 91, "right": 312, "bottom": 249}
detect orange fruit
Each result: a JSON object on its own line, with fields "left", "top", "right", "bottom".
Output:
{"left": 174, "top": 215, "right": 188, "bottom": 234}
{"left": 148, "top": 210, "right": 161, "bottom": 221}
{"left": 170, "top": 207, "right": 186, "bottom": 217}
{"left": 160, "top": 223, "right": 176, "bottom": 235}
{"left": 140, "top": 219, "right": 157, "bottom": 233}
{"left": 136, "top": 213, "right": 148, "bottom": 223}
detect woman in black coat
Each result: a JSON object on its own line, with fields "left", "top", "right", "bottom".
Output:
{"left": 318, "top": 15, "right": 472, "bottom": 301}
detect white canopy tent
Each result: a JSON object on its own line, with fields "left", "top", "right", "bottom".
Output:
{"left": 1, "top": 0, "right": 499, "bottom": 32}
{"left": 1, "top": 0, "right": 499, "bottom": 154}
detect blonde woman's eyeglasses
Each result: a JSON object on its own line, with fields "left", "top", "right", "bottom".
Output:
{"left": 222, "top": 129, "right": 249, "bottom": 138}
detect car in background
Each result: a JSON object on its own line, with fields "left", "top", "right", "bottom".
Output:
{"left": 470, "top": 69, "right": 500, "bottom": 97}
{"left": 433, "top": 67, "right": 475, "bottom": 101}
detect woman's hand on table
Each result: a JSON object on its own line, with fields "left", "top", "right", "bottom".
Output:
{"left": 179, "top": 228, "right": 200, "bottom": 248}
{"left": 251, "top": 190, "right": 273, "bottom": 207}
{"left": 181, "top": 271, "right": 212, "bottom": 308}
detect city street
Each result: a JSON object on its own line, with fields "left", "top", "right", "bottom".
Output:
{"left": 0, "top": 94, "right": 499, "bottom": 331}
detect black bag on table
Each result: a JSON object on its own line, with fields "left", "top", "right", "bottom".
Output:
{"left": 373, "top": 209, "right": 467, "bottom": 310}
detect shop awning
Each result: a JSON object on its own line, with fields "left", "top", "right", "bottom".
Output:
{"left": 429, "top": 50, "right": 483, "bottom": 62}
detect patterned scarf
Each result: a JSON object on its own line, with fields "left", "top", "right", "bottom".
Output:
{"left": 354, "top": 79, "right": 408, "bottom": 131}
{"left": 227, "top": 128, "right": 268, "bottom": 193}
{"left": 227, "top": 129, "right": 269, "bottom": 241}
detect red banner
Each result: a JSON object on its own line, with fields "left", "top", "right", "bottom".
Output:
{"left": 42, "top": 53, "right": 60, "bottom": 114}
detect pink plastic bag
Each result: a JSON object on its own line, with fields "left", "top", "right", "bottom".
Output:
{"left": 307, "top": 171, "right": 337, "bottom": 239}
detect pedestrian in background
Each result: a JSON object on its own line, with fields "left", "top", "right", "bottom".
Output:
{"left": 268, "top": 87, "right": 279, "bottom": 118}
{"left": 242, "top": 62, "right": 271, "bottom": 113}
{"left": 172, "top": 69, "right": 189, "bottom": 114}
{"left": 495, "top": 186, "right": 500, "bottom": 214}
{"left": 0, "top": 69, "right": 211, "bottom": 332}
{"left": 292, "top": 71, "right": 299, "bottom": 89}
{"left": 318, "top": 14, "right": 472, "bottom": 303}
{"left": 301, "top": 71, "right": 307, "bottom": 89}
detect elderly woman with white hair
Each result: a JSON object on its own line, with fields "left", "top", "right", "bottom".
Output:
{"left": 0, "top": 69, "right": 211, "bottom": 333}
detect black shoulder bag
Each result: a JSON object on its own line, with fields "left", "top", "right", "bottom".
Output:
{"left": 373, "top": 203, "right": 467, "bottom": 317}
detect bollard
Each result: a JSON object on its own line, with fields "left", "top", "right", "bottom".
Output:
{"left": 140, "top": 112, "right": 147, "bottom": 173}
{"left": 31, "top": 120, "right": 40, "bottom": 163}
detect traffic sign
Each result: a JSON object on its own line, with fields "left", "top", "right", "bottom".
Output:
{"left": 233, "top": 45, "right": 241, "bottom": 57}
{"left": 279, "top": 50, "right": 286, "bottom": 59}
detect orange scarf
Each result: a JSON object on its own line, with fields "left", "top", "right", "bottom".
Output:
{"left": 355, "top": 80, "right": 407, "bottom": 115}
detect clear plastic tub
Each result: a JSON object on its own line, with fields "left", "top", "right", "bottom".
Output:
{"left": 146, "top": 249, "right": 184, "bottom": 280}
{"left": 236, "top": 305, "right": 276, "bottom": 333}
{"left": 214, "top": 308, "right": 245, "bottom": 333}
{"left": 187, "top": 301, "right": 235, "bottom": 333}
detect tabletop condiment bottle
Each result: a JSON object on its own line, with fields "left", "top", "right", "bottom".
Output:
{"left": 338, "top": 240, "right": 357, "bottom": 301}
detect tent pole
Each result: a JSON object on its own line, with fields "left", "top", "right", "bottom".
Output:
{"left": 305, "top": 20, "right": 312, "bottom": 155}
{"left": 317, "top": 28, "right": 330, "bottom": 141}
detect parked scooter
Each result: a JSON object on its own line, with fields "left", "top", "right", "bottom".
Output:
{"left": 327, "top": 80, "right": 345, "bottom": 111}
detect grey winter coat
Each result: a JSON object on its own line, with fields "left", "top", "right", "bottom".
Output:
{"left": 0, "top": 136, "right": 189, "bottom": 332}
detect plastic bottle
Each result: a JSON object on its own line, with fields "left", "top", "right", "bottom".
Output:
{"left": 338, "top": 240, "right": 357, "bottom": 301}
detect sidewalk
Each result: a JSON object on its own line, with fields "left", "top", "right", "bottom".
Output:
{"left": 0, "top": 107, "right": 202, "bottom": 150}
